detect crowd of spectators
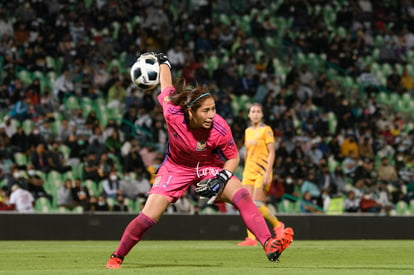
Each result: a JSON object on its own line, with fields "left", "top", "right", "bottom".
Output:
{"left": 1, "top": 0, "right": 414, "bottom": 215}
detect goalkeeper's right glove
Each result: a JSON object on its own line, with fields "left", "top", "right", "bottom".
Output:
{"left": 156, "top": 52, "right": 171, "bottom": 69}
{"left": 195, "top": 170, "right": 232, "bottom": 204}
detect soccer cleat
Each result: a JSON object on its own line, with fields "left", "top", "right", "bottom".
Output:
{"left": 105, "top": 253, "right": 124, "bottom": 269}
{"left": 263, "top": 237, "right": 283, "bottom": 262}
{"left": 237, "top": 237, "right": 258, "bottom": 246}
{"left": 273, "top": 221, "right": 285, "bottom": 238}
{"left": 280, "top": 227, "right": 294, "bottom": 252}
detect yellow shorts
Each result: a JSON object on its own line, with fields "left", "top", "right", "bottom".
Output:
{"left": 242, "top": 176, "right": 270, "bottom": 192}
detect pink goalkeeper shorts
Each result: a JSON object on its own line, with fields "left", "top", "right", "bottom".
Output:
{"left": 148, "top": 160, "right": 225, "bottom": 203}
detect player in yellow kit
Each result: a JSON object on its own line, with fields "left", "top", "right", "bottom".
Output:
{"left": 238, "top": 103, "right": 294, "bottom": 249}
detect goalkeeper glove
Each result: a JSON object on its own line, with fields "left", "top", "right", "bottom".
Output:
{"left": 156, "top": 52, "right": 171, "bottom": 69}
{"left": 195, "top": 170, "right": 232, "bottom": 203}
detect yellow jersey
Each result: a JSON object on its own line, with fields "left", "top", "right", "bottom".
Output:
{"left": 242, "top": 123, "right": 274, "bottom": 181}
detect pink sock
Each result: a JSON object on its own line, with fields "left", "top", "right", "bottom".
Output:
{"left": 115, "top": 213, "right": 156, "bottom": 257}
{"left": 232, "top": 188, "right": 271, "bottom": 246}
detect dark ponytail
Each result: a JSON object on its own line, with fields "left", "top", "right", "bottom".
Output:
{"left": 169, "top": 78, "right": 213, "bottom": 111}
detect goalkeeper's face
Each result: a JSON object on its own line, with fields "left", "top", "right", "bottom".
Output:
{"left": 189, "top": 97, "right": 216, "bottom": 129}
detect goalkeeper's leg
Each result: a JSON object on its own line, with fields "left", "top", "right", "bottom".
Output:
{"left": 230, "top": 188, "right": 285, "bottom": 261}
{"left": 106, "top": 213, "right": 156, "bottom": 269}
{"left": 256, "top": 201, "right": 284, "bottom": 236}
{"left": 230, "top": 188, "right": 272, "bottom": 245}
{"left": 106, "top": 193, "right": 170, "bottom": 268}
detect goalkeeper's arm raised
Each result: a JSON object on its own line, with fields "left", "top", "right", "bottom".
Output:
{"left": 157, "top": 53, "right": 172, "bottom": 91}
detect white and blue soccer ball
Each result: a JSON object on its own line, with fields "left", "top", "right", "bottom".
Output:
{"left": 130, "top": 52, "right": 160, "bottom": 90}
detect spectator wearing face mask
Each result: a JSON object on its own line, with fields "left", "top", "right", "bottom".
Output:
{"left": 88, "top": 195, "right": 109, "bottom": 212}
{"left": 8, "top": 167, "right": 28, "bottom": 191}
{"left": 102, "top": 170, "right": 121, "bottom": 199}
{"left": 112, "top": 193, "right": 129, "bottom": 212}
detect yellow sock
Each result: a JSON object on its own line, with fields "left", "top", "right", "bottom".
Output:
{"left": 258, "top": 205, "right": 280, "bottom": 228}
{"left": 247, "top": 229, "right": 256, "bottom": 240}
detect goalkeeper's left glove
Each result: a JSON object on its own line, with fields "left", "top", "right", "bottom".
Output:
{"left": 195, "top": 170, "right": 232, "bottom": 204}
{"left": 155, "top": 52, "right": 171, "bottom": 69}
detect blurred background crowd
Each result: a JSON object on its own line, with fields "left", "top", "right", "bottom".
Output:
{"left": 1, "top": 0, "right": 414, "bottom": 215}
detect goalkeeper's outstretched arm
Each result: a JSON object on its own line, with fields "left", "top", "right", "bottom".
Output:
{"left": 158, "top": 53, "right": 172, "bottom": 91}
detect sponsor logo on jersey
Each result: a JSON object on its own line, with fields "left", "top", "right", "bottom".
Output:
{"left": 163, "top": 96, "right": 170, "bottom": 105}
{"left": 196, "top": 141, "right": 206, "bottom": 151}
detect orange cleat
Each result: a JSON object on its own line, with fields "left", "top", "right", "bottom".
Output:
{"left": 263, "top": 237, "right": 283, "bottom": 262}
{"left": 105, "top": 254, "right": 123, "bottom": 269}
{"left": 237, "top": 237, "right": 258, "bottom": 246}
{"left": 273, "top": 221, "right": 285, "bottom": 238}
{"left": 280, "top": 227, "right": 294, "bottom": 251}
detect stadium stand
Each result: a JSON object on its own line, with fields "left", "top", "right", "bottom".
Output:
{"left": 0, "top": 0, "right": 414, "bottom": 216}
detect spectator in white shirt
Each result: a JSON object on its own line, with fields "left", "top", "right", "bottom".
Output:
{"left": 53, "top": 69, "right": 75, "bottom": 105}
{"left": 9, "top": 184, "right": 35, "bottom": 213}
{"left": 167, "top": 45, "right": 185, "bottom": 70}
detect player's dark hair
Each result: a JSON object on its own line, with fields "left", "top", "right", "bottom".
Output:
{"left": 169, "top": 78, "right": 213, "bottom": 111}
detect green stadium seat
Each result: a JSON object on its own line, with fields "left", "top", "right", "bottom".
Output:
{"left": 13, "top": 152, "right": 28, "bottom": 166}
{"left": 111, "top": 21, "right": 120, "bottom": 39}
{"left": 62, "top": 171, "right": 74, "bottom": 181}
{"left": 382, "top": 92, "right": 399, "bottom": 108}
{"left": 80, "top": 97, "right": 96, "bottom": 115}
{"left": 326, "top": 196, "right": 345, "bottom": 215}
{"left": 373, "top": 35, "right": 385, "bottom": 48}
{"left": 328, "top": 156, "right": 339, "bottom": 173}
{"left": 16, "top": 69, "right": 32, "bottom": 85}
{"left": 47, "top": 71, "right": 57, "bottom": 87}
{"left": 264, "top": 36, "right": 279, "bottom": 50}
{"left": 323, "top": 5, "right": 336, "bottom": 28}
{"left": 58, "top": 206, "right": 71, "bottom": 213}
{"left": 97, "top": 109, "right": 109, "bottom": 127}
{"left": 130, "top": 15, "right": 141, "bottom": 30}
{"left": 409, "top": 200, "right": 414, "bottom": 215}
{"left": 64, "top": 96, "right": 80, "bottom": 111}
{"left": 0, "top": 178, "right": 7, "bottom": 188}
{"left": 36, "top": 170, "right": 47, "bottom": 182}
{"left": 218, "top": 13, "right": 231, "bottom": 25}
{"left": 370, "top": 48, "right": 380, "bottom": 61}
{"left": 278, "top": 199, "right": 300, "bottom": 214}
{"left": 59, "top": 144, "right": 71, "bottom": 161}
{"left": 106, "top": 197, "right": 115, "bottom": 209}
{"left": 46, "top": 56, "right": 56, "bottom": 71}
{"left": 395, "top": 99, "right": 411, "bottom": 113}
{"left": 206, "top": 55, "right": 220, "bottom": 77}
{"left": 376, "top": 91, "right": 389, "bottom": 105}
{"left": 85, "top": 179, "right": 102, "bottom": 197}
{"left": 35, "top": 197, "right": 53, "bottom": 213}
{"left": 237, "top": 14, "right": 251, "bottom": 34}
{"left": 22, "top": 119, "right": 34, "bottom": 135}
{"left": 47, "top": 170, "right": 63, "bottom": 183}
{"left": 72, "top": 163, "right": 84, "bottom": 180}
{"left": 72, "top": 206, "right": 84, "bottom": 213}
{"left": 395, "top": 201, "right": 409, "bottom": 215}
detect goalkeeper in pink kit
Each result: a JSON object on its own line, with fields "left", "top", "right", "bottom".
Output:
{"left": 105, "top": 53, "right": 294, "bottom": 269}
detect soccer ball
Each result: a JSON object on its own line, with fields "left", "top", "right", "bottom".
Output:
{"left": 130, "top": 53, "right": 160, "bottom": 90}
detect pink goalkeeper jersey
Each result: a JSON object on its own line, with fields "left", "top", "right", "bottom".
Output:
{"left": 157, "top": 87, "right": 238, "bottom": 168}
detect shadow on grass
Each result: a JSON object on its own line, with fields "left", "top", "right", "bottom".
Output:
{"left": 127, "top": 263, "right": 223, "bottom": 268}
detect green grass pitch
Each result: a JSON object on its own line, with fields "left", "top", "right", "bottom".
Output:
{"left": 0, "top": 240, "right": 413, "bottom": 274}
